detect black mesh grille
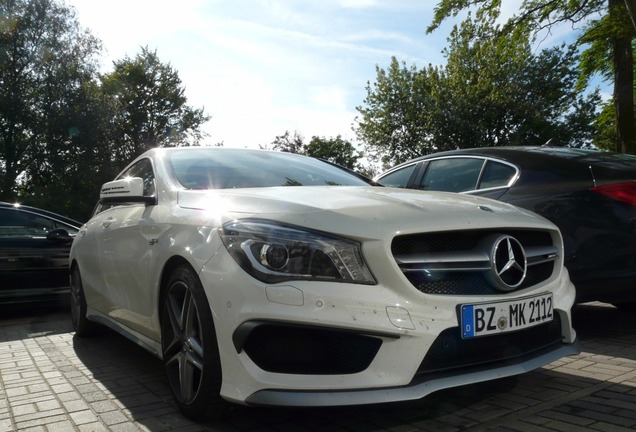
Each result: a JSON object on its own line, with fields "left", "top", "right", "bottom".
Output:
{"left": 392, "top": 229, "right": 556, "bottom": 295}
{"left": 406, "top": 262, "right": 554, "bottom": 295}
{"left": 242, "top": 324, "right": 383, "bottom": 375}
{"left": 392, "top": 230, "right": 553, "bottom": 255}
{"left": 417, "top": 313, "right": 563, "bottom": 375}
{"left": 408, "top": 272, "right": 497, "bottom": 295}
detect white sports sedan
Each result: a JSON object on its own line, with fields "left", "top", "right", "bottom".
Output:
{"left": 70, "top": 146, "right": 579, "bottom": 420}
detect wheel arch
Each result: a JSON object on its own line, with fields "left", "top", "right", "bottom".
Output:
{"left": 158, "top": 256, "right": 197, "bottom": 325}
{"left": 69, "top": 259, "right": 81, "bottom": 290}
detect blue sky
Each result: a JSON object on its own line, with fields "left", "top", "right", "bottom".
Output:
{"left": 65, "top": 0, "right": 592, "bottom": 149}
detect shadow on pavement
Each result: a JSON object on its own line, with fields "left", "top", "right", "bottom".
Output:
{"left": 68, "top": 301, "right": 636, "bottom": 431}
{"left": 0, "top": 293, "right": 72, "bottom": 342}
{"left": 3, "top": 299, "right": 636, "bottom": 430}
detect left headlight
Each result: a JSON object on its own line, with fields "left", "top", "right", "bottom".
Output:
{"left": 219, "top": 219, "right": 376, "bottom": 284}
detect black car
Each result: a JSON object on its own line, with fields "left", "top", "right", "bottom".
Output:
{"left": 0, "top": 202, "right": 81, "bottom": 304}
{"left": 374, "top": 146, "right": 636, "bottom": 307}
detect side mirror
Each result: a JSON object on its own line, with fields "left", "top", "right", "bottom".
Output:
{"left": 47, "top": 228, "right": 73, "bottom": 244}
{"left": 99, "top": 177, "right": 156, "bottom": 205}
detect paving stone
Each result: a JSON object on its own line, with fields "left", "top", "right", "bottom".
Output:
{"left": 77, "top": 422, "right": 111, "bottom": 432}
{"left": 69, "top": 409, "right": 99, "bottom": 425}
{"left": 3, "top": 304, "right": 636, "bottom": 431}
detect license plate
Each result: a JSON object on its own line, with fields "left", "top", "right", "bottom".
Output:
{"left": 460, "top": 293, "right": 553, "bottom": 339}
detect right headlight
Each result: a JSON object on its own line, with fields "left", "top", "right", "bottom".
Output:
{"left": 219, "top": 219, "right": 376, "bottom": 285}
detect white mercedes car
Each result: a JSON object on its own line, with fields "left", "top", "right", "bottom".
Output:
{"left": 69, "top": 147, "right": 579, "bottom": 420}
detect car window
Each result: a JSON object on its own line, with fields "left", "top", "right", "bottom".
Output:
{"left": 168, "top": 149, "right": 370, "bottom": 189}
{"left": 418, "top": 158, "right": 484, "bottom": 192}
{"left": 0, "top": 208, "right": 78, "bottom": 238}
{"left": 376, "top": 164, "right": 418, "bottom": 188}
{"left": 478, "top": 161, "right": 517, "bottom": 189}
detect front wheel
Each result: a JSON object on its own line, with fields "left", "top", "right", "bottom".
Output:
{"left": 70, "top": 266, "right": 98, "bottom": 336}
{"left": 161, "top": 266, "right": 226, "bottom": 420}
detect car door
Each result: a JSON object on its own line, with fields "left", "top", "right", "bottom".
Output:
{"left": 94, "top": 159, "right": 159, "bottom": 337}
{"left": 0, "top": 207, "right": 77, "bottom": 302}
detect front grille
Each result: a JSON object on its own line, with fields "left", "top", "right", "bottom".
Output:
{"left": 393, "top": 230, "right": 553, "bottom": 255}
{"left": 417, "top": 313, "right": 563, "bottom": 375}
{"left": 241, "top": 324, "right": 383, "bottom": 375}
{"left": 392, "top": 229, "right": 557, "bottom": 295}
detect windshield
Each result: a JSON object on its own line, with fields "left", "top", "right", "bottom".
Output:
{"left": 168, "top": 148, "right": 370, "bottom": 190}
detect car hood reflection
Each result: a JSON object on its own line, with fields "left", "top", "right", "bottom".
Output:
{"left": 177, "top": 186, "right": 548, "bottom": 236}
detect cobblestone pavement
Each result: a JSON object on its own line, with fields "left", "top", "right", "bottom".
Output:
{"left": 1, "top": 299, "right": 636, "bottom": 431}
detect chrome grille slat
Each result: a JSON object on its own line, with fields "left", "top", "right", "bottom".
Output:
{"left": 525, "top": 245, "right": 559, "bottom": 265}
{"left": 395, "top": 250, "right": 490, "bottom": 272}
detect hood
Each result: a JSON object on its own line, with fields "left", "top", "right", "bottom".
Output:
{"left": 177, "top": 186, "right": 554, "bottom": 238}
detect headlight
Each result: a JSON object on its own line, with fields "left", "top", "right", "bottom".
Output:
{"left": 219, "top": 219, "right": 376, "bottom": 284}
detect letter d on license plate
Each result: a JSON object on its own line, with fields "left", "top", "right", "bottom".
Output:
{"left": 461, "top": 293, "right": 553, "bottom": 339}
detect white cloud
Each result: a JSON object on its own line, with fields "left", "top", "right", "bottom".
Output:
{"left": 60, "top": 0, "right": 492, "bottom": 149}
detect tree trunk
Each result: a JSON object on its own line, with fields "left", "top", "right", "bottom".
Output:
{"left": 626, "top": 0, "right": 636, "bottom": 31}
{"left": 612, "top": 0, "right": 636, "bottom": 153}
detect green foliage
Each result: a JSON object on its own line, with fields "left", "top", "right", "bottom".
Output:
{"left": 427, "top": 0, "right": 635, "bottom": 154}
{"left": 269, "top": 130, "right": 305, "bottom": 154}
{"left": 0, "top": 0, "right": 104, "bottom": 218}
{"left": 0, "top": 1, "right": 211, "bottom": 220}
{"left": 578, "top": 0, "right": 635, "bottom": 88}
{"left": 443, "top": 17, "right": 600, "bottom": 148}
{"left": 354, "top": 58, "right": 441, "bottom": 168}
{"left": 267, "top": 131, "right": 372, "bottom": 177}
{"left": 101, "top": 47, "right": 210, "bottom": 165}
{"left": 305, "top": 135, "right": 362, "bottom": 170}
{"left": 594, "top": 100, "right": 619, "bottom": 151}
{"left": 355, "top": 16, "right": 599, "bottom": 167}
{"left": 428, "top": 0, "right": 606, "bottom": 36}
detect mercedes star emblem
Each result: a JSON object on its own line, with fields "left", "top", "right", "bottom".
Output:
{"left": 489, "top": 235, "right": 527, "bottom": 291}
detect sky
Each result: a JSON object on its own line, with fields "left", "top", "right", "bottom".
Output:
{"left": 64, "top": 0, "right": 583, "bottom": 149}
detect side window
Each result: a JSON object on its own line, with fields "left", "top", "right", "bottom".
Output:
{"left": 418, "top": 158, "right": 484, "bottom": 192}
{"left": 119, "top": 158, "right": 156, "bottom": 197}
{"left": 377, "top": 164, "right": 418, "bottom": 188}
{"left": 478, "top": 161, "right": 517, "bottom": 189}
{"left": 0, "top": 208, "right": 56, "bottom": 238}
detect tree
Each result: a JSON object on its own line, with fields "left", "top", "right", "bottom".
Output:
{"left": 0, "top": 0, "right": 102, "bottom": 207}
{"left": 594, "top": 99, "right": 620, "bottom": 150}
{"left": 428, "top": 0, "right": 636, "bottom": 154}
{"left": 101, "top": 47, "right": 210, "bottom": 165}
{"left": 16, "top": 78, "right": 119, "bottom": 221}
{"left": 354, "top": 58, "right": 441, "bottom": 168}
{"left": 578, "top": 0, "right": 636, "bottom": 151}
{"left": 440, "top": 17, "right": 599, "bottom": 149}
{"left": 0, "top": 2, "right": 213, "bottom": 220}
{"left": 627, "top": 0, "right": 636, "bottom": 30}
{"left": 304, "top": 135, "right": 362, "bottom": 169}
{"left": 355, "top": 17, "right": 599, "bottom": 168}
{"left": 269, "top": 130, "right": 305, "bottom": 154}
{"left": 266, "top": 131, "right": 375, "bottom": 177}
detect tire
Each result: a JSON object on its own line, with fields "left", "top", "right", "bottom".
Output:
{"left": 70, "top": 266, "right": 98, "bottom": 336}
{"left": 161, "top": 266, "right": 227, "bottom": 420}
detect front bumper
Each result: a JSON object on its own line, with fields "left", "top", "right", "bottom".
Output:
{"left": 245, "top": 340, "right": 580, "bottom": 407}
{"left": 200, "top": 246, "right": 578, "bottom": 406}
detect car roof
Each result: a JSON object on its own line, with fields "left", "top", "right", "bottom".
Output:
{"left": 0, "top": 202, "right": 82, "bottom": 228}
{"left": 392, "top": 146, "right": 636, "bottom": 173}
